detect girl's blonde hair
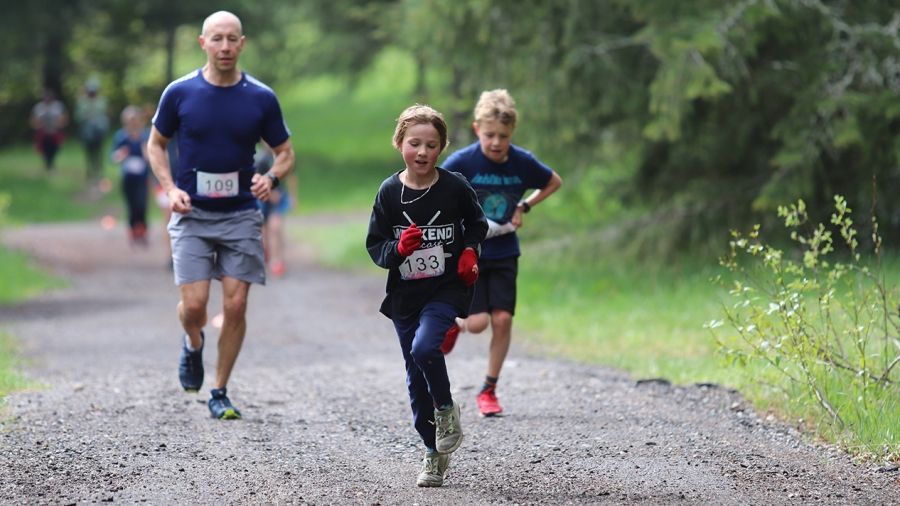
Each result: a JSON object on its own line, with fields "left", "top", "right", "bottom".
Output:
{"left": 474, "top": 89, "right": 517, "bottom": 128}
{"left": 393, "top": 104, "right": 449, "bottom": 151}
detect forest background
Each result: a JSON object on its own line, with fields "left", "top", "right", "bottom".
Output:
{"left": 0, "top": 0, "right": 897, "bottom": 460}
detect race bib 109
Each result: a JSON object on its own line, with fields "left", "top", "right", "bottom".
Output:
{"left": 197, "top": 170, "right": 238, "bottom": 198}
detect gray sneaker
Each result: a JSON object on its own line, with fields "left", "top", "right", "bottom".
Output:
{"left": 416, "top": 451, "right": 450, "bottom": 487}
{"left": 434, "top": 402, "right": 463, "bottom": 454}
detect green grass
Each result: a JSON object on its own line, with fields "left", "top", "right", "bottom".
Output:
{"left": 807, "top": 367, "right": 899, "bottom": 457}
{"left": 0, "top": 145, "right": 120, "bottom": 223}
{"left": 0, "top": 247, "right": 63, "bottom": 303}
{"left": 297, "top": 217, "right": 380, "bottom": 273}
{"left": 0, "top": 247, "right": 55, "bottom": 400}
{"left": 515, "top": 251, "right": 732, "bottom": 384}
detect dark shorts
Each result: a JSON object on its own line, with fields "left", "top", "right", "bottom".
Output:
{"left": 470, "top": 256, "right": 518, "bottom": 315}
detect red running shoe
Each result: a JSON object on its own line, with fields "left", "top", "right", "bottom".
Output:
{"left": 440, "top": 323, "right": 460, "bottom": 354}
{"left": 476, "top": 386, "right": 503, "bottom": 416}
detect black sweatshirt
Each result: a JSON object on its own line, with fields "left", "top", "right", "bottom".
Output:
{"left": 366, "top": 167, "right": 488, "bottom": 320}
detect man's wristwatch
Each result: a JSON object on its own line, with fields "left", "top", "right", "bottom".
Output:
{"left": 266, "top": 172, "right": 280, "bottom": 189}
{"left": 519, "top": 200, "right": 531, "bottom": 213}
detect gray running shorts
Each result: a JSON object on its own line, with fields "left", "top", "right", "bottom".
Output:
{"left": 167, "top": 207, "right": 266, "bottom": 286}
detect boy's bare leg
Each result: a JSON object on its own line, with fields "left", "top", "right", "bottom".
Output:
{"left": 486, "top": 309, "right": 513, "bottom": 378}
{"left": 460, "top": 313, "right": 490, "bottom": 334}
{"left": 268, "top": 214, "right": 286, "bottom": 269}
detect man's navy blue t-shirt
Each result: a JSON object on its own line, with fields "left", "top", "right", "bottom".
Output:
{"left": 443, "top": 142, "right": 553, "bottom": 260}
{"left": 152, "top": 69, "right": 291, "bottom": 212}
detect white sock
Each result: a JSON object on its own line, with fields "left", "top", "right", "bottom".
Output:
{"left": 184, "top": 334, "right": 200, "bottom": 351}
{"left": 455, "top": 317, "right": 466, "bottom": 334}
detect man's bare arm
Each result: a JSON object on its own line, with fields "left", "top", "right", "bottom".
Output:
{"left": 148, "top": 126, "right": 192, "bottom": 212}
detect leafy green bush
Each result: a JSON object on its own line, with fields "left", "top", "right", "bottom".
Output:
{"left": 712, "top": 196, "right": 899, "bottom": 459}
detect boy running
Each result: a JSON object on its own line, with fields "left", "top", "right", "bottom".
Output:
{"left": 442, "top": 89, "right": 562, "bottom": 416}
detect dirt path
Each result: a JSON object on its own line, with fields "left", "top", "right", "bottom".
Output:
{"left": 1, "top": 217, "right": 897, "bottom": 505}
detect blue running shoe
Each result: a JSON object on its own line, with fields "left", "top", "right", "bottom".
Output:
{"left": 208, "top": 388, "right": 242, "bottom": 420}
{"left": 178, "top": 332, "right": 204, "bottom": 392}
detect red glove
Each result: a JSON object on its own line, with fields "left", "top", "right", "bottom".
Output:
{"left": 457, "top": 247, "right": 479, "bottom": 286}
{"left": 397, "top": 223, "right": 423, "bottom": 257}
{"left": 441, "top": 323, "right": 460, "bottom": 355}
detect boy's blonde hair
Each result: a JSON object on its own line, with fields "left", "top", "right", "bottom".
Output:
{"left": 474, "top": 89, "right": 517, "bottom": 128}
{"left": 392, "top": 104, "right": 449, "bottom": 152}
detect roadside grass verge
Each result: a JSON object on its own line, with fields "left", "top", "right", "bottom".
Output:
{"left": 799, "top": 367, "right": 898, "bottom": 458}
{"left": 0, "top": 247, "right": 63, "bottom": 303}
{"left": 299, "top": 216, "right": 379, "bottom": 274}
{"left": 0, "top": 145, "right": 119, "bottom": 223}
{"left": 515, "top": 251, "right": 731, "bottom": 384}
{"left": 0, "top": 246, "right": 56, "bottom": 402}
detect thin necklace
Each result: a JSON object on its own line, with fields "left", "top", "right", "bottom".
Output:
{"left": 400, "top": 171, "right": 439, "bottom": 205}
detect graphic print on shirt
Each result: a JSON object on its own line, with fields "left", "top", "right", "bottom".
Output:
{"left": 469, "top": 173, "right": 525, "bottom": 222}
{"left": 478, "top": 190, "right": 521, "bottom": 222}
{"left": 394, "top": 210, "right": 454, "bottom": 281}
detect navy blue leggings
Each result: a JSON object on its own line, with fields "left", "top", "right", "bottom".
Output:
{"left": 392, "top": 301, "right": 457, "bottom": 449}
{"left": 122, "top": 174, "right": 148, "bottom": 232}
{"left": 40, "top": 135, "right": 60, "bottom": 170}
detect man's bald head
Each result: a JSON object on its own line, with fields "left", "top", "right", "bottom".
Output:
{"left": 201, "top": 11, "right": 242, "bottom": 37}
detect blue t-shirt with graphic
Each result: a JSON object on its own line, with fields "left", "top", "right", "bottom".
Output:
{"left": 152, "top": 69, "right": 291, "bottom": 212}
{"left": 443, "top": 142, "right": 553, "bottom": 259}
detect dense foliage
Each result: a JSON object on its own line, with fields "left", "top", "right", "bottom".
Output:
{"left": 3, "top": 0, "right": 899, "bottom": 249}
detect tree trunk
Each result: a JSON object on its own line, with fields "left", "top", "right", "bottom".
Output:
{"left": 450, "top": 64, "right": 472, "bottom": 146}
{"left": 414, "top": 53, "right": 427, "bottom": 100}
{"left": 164, "top": 24, "right": 177, "bottom": 83}
{"left": 42, "top": 33, "right": 64, "bottom": 94}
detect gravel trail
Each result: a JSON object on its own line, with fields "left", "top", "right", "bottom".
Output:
{"left": 1, "top": 218, "right": 897, "bottom": 505}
